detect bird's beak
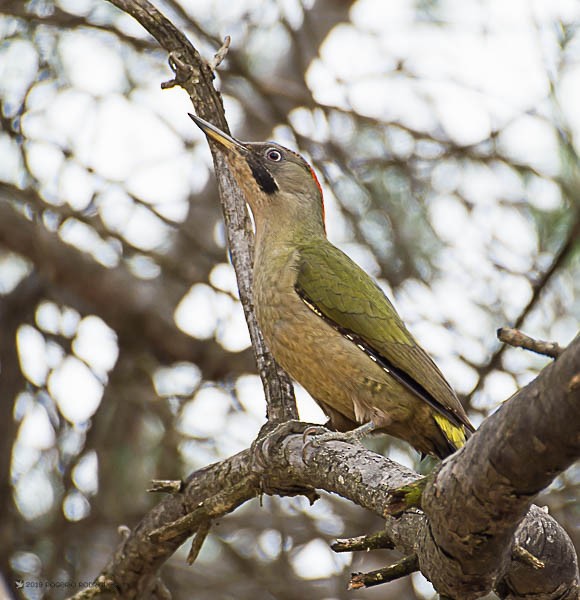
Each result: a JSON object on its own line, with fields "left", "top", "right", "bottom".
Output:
{"left": 188, "top": 114, "right": 246, "bottom": 153}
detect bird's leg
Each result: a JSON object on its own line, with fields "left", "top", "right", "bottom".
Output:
{"left": 302, "top": 421, "right": 377, "bottom": 455}
{"left": 250, "top": 420, "right": 320, "bottom": 502}
{"left": 252, "top": 419, "right": 312, "bottom": 471}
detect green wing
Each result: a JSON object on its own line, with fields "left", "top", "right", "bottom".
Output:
{"left": 295, "top": 242, "right": 473, "bottom": 432}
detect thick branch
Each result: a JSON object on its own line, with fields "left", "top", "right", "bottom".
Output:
{"left": 75, "top": 335, "right": 580, "bottom": 598}
{"left": 75, "top": 409, "right": 577, "bottom": 598}
{"left": 73, "top": 319, "right": 579, "bottom": 596}
{"left": 420, "top": 333, "right": 580, "bottom": 598}
{"left": 77, "top": 426, "right": 420, "bottom": 599}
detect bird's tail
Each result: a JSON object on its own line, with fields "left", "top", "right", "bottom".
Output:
{"left": 433, "top": 414, "right": 469, "bottom": 459}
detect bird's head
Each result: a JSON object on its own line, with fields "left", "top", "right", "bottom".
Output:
{"left": 189, "top": 114, "right": 325, "bottom": 235}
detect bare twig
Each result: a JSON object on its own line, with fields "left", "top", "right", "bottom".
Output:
{"left": 208, "top": 35, "right": 231, "bottom": 70}
{"left": 162, "top": 51, "right": 195, "bottom": 88}
{"left": 513, "top": 544, "right": 545, "bottom": 570}
{"left": 497, "top": 327, "right": 565, "bottom": 359}
{"left": 186, "top": 521, "right": 211, "bottom": 565}
{"left": 148, "top": 478, "right": 254, "bottom": 544}
{"left": 148, "top": 480, "right": 183, "bottom": 493}
{"left": 349, "top": 554, "right": 419, "bottom": 589}
{"left": 332, "top": 530, "right": 395, "bottom": 553}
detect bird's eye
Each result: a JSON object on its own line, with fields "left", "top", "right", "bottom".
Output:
{"left": 266, "top": 148, "right": 282, "bottom": 162}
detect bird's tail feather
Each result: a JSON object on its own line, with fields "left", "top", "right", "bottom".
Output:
{"left": 433, "top": 414, "right": 468, "bottom": 458}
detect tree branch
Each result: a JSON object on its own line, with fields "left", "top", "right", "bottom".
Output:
{"left": 74, "top": 335, "right": 580, "bottom": 598}
{"left": 349, "top": 554, "right": 419, "bottom": 589}
{"left": 497, "top": 327, "right": 564, "bottom": 359}
{"left": 420, "top": 333, "right": 580, "bottom": 598}
{"left": 104, "top": 0, "right": 297, "bottom": 423}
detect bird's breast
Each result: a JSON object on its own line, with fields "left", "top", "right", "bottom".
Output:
{"left": 252, "top": 249, "right": 304, "bottom": 350}
{"left": 252, "top": 250, "right": 364, "bottom": 422}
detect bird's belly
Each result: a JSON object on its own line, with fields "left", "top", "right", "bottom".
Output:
{"left": 255, "top": 284, "right": 408, "bottom": 428}
{"left": 270, "top": 301, "right": 358, "bottom": 420}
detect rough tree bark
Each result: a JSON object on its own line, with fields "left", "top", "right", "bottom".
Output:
{"left": 65, "top": 1, "right": 579, "bottom": 598}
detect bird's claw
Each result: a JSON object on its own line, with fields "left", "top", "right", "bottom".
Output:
{"left": 302, "top": 424, "right": 330, "bottom": 445}
{"left": 301, "top": 421, "right": 376, "bottom": 462}
{"left": 250, "top": 420, "right": 320, "bottom": 501}
{"left": 252, "top": 420, "right": 315, "bottom": 471}
{"left": 301, "top": 425, "right": 330, "bottom": 461}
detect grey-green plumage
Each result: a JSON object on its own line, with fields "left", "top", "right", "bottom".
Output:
{"left": 190, "top": 114, "right": 474, "bottom": 459}
{"left": 295, "top": 245, "right": 473, "bottom": 434}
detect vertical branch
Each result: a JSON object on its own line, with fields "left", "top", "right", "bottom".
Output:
{"left": 105, "top": 0, "right": 297, "bottom": 422}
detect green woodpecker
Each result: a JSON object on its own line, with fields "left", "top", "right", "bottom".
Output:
{"left": 190, "top": 114, "right": 474, "bottom": 460}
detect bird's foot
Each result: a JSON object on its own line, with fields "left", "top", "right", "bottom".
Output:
{"left": 250, "top": 420, "right": 320, "bottom": 502}
{"left": 302, "top": 421, "right": 376, "bottom": 461}
{"left": 384, "top": 476, "right": 429, "bottom": 517}
{"left": 252, "top": 419, "right": 311, "bottom": 471}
